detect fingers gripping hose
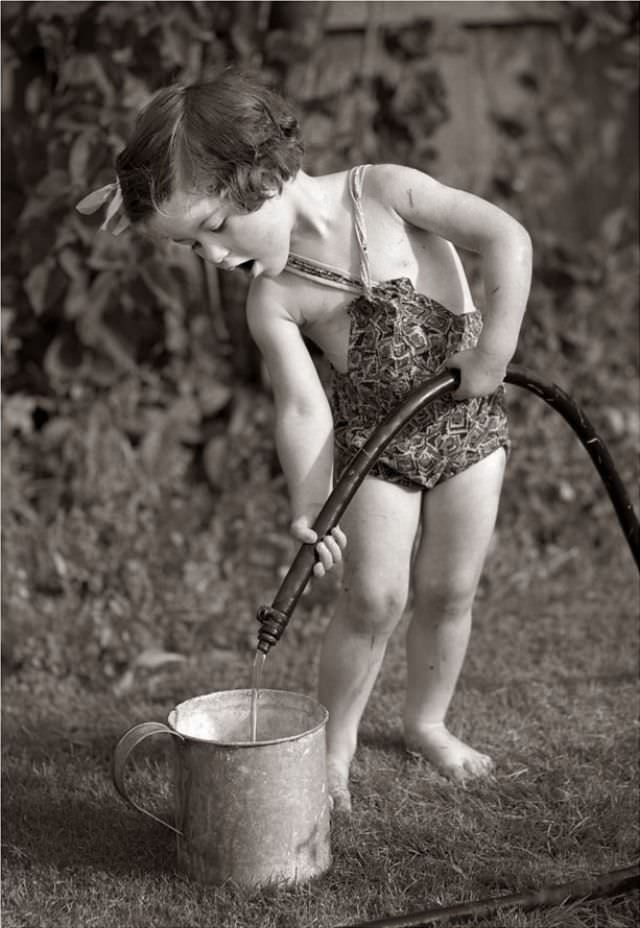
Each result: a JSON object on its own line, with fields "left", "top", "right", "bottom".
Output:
{"left": 256, "top": 365, "right": 640, "bottom": 653}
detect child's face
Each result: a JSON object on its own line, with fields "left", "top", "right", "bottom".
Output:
{"left": 145, "top": 186, "right": 292, "bottom": 278}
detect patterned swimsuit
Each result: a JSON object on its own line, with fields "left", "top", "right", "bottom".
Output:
{"left": 285, "top": 165, "right": 510, "bottom": 491}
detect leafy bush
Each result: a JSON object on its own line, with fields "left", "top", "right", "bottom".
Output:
{"left": 2, "top": 1, "right": 638, "bottom": 682}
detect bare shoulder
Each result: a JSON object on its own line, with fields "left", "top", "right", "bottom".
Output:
{"left": 246, "top": 274, "right": 308, "bottom": 351}
{"left": 364, "top": 163, "right": 446, "bottom": 212}
{"left": 364, "top": 162, "right": 435, "bottom": 188}
{"left": 364, "top": 163, "right": 530, "bottom": 250}
{"left": 247, "top": 275, "right": 295, "bottom": 328}
{"left": 245, "top": 273, "right": 327, "bottom": 405}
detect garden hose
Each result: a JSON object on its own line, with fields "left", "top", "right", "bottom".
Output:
{"left": 334, "top": 862, "right": 639, "bottom": 927}
{"left": 256, "top": 364, "right": 640, "bottom": 653}
{"left": 256, "top": 364, "right": 639, "bottom": 925}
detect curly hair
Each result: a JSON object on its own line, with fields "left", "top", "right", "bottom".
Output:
{"left": 116, "top": 70, "right": 304, "bottom": 222}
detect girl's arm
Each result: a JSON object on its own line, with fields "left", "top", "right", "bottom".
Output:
{"left": 375, "top": 164, "right": 533, "bottom": 396}
{"left": 247, "top": 284, "right": 345, "bottom": 574}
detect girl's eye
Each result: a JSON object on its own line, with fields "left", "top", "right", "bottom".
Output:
{"left": 207, "top": 218, "right": 226, "bottom": 233}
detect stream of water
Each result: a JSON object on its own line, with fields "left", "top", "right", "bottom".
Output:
{"left": 250, "top": 650, "right": 266, "bottom": 742}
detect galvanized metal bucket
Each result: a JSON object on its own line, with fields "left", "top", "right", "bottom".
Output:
{"left": 113, "top": 689, "right": 331, "bottom": 887}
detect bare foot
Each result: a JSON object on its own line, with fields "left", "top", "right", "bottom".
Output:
{"left": 405, "top": 722, "right": 494, "bottom": 782}
{"left": 327, "top": 760, "right": 352, "bottom": 814}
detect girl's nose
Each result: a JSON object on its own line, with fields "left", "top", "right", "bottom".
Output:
{"left": 193, "top": 240, "right": 228, "bottom": 264}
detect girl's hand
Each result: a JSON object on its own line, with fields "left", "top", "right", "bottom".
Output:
{"left": 446, "top": 346, "right": 507, "bottom": 400}
{"left": 290, "top": 517, "right": 347, "bottom": 578}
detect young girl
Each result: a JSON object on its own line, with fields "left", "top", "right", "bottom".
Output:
{"left": 78, "top": 71, "right": 532, "bottom": 812}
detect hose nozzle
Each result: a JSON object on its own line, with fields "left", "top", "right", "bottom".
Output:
{"left": 256, "top": 604, "right": 289, "bottom": 654}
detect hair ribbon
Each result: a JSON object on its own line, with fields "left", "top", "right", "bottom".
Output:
{"left": 75, "top": 181, "right": 130, "bottom": 236}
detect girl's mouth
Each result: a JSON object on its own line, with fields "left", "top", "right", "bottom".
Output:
{"left": 237, "top": 259, "right": 255, "bottom": 273}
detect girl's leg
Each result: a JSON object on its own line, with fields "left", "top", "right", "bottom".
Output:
{"left": 318, "top": 476, "right": 422, "bottom": 811}
{"left": 404, "top": 447, "right": 506, "bottom": 781}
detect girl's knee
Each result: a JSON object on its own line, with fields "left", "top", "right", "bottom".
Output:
{"left": 339, "top": 574, "right": 409, "bottom": 635}
{"left": 413, "top": 573, "right": 478, "bottom": 619}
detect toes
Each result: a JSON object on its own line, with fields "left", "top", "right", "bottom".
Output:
{"left": 461, "top": 752, "right": 495, "bottom": 780}
{"left": 447, "top": 764, "right": 471, "bottom": 784}
{"left": 405, "top": 728, "right": 495, "bottom": 784}
{"left": 407, "top": 744, "right": 495, "bottom": 783}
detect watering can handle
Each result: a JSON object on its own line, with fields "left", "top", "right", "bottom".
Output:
{"left": 113, "top": 721, "right": 184, "bottom": 836}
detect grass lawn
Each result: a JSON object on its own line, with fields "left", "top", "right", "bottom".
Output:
{"left": 3, "top": 508, "right": 638, "bottom": 927}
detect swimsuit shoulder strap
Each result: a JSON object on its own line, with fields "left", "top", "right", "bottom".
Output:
{"left": 347, "top": 164, "right": 373, "bottom": 295}
{"left": 284, "top": 253, "right": 364, "bottom": 295}
{"left": 285, "top": 165, "right": 374, "bottom": 296}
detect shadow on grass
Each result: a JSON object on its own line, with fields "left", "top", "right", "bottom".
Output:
{"left": 2, "top": 718, "right": 177, "bottom": 879}
{"left": 3, "top": 779, "right": 175, "bottom": 877}
{"left": 461, "top": 669, "right": 639, "bottom": 693}
{"left": 358, "top": 728, "right": 405, "bottom": 754}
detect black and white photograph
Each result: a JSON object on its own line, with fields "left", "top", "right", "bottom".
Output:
{"left": 2, "top": 2, "right": 639, "bottom": 926}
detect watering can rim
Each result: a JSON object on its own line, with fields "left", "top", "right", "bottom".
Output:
{"left": 167, "top": 687, "right": 329, "bottom": 748}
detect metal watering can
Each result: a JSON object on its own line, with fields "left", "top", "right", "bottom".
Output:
{"left": 113, "top": 689, "right": 331, "bottom": 886}
{"left": 113, "top": 365, "right": 639, "bottom": 890}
